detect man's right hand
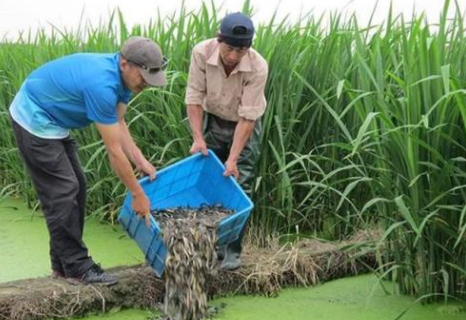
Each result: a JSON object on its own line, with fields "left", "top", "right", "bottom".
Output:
{"left": 190, "top": 139, "right": 208, "bottom": 156}
{"left": 132, "top": 192, "right": 151, "bottom": 227}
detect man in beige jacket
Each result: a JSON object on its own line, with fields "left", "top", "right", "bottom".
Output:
{"left": 185, "top": 12, "right": 268, "bottom": 270}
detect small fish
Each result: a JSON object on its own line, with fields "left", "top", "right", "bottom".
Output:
{"left": 153, "top": 205, "right": 233, "bottom": 320}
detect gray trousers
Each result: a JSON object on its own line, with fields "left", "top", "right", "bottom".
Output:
{"left": 203, "top": 113, "right": 261, "bottom": 254}
{"left": 10, "top": 117, "right": 94, "bottom": 277}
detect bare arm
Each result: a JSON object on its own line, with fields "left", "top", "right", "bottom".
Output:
{"left": 186, "top": 45, "right": 208, "bottom": 156}
{"left": 117, "top": 103, "right": 156, "bottom": 179}
{"left": 117, "top": 103, "right": 141, "bottom": 162}
{"left": 224, "top": 118, "right": 255, "bottom": 178}
{"left": 225, "top": 59, "right": 268, "bottom": 178}
{"left": 95, "top": 122, "right": 150, "bottom": 225}
{"left": 187, "top": 104, "right": 208, "bottom": 155}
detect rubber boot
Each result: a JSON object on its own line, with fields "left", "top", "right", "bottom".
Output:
{"left": 217, "top": 246, "right": 226, "bottom": 260}
{"left": 220, "top": 232, "right": 243, "bottom": 270}
{"left": 220, "top": 249, "right": 241, "bottom": 270}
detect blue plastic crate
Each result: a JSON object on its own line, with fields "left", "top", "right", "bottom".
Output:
{"left": 118, "top": 150, "right": 253, "bottom": 277}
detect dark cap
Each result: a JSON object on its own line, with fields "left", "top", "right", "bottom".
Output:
{"left": 219, "top": 12, "right": 255, "bottom": 48}
{"left": 121, "top": 36, "right": 166, "bottom": 86}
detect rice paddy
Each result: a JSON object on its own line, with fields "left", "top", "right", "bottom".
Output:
{"left": 0, "top": 0, "right": 465, "bottom": 306}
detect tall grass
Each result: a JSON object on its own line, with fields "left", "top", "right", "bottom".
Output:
{"left": 0, "top": 0, "right": 465, "bottom": 301}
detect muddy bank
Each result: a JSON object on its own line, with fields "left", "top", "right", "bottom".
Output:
{"left": 0, "top": 235, "right": 378, "bottom": 320}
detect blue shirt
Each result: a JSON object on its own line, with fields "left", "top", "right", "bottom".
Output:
{"left": 9, "top": 53, "right": 131, "bottom": 138}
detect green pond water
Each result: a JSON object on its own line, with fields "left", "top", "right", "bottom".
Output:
{"left": 1, "top": 197, "right": 465, "bottom": 320}
{"left": 0, "top": 197, "right": 144, "bottom": 282}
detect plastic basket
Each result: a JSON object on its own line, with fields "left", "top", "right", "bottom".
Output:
{"left": 118, "top": 150, "right": 253, "bottom": 277}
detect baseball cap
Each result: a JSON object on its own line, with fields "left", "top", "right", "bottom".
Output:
{"left": 121, "top": 36, "right": 167, "bottom": 86}
{"left": 219, "top": 12, "right": 255, "bottom": 48}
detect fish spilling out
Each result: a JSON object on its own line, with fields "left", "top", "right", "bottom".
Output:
{"left": 151, "top": 205, "right": 234, "bottom": 320}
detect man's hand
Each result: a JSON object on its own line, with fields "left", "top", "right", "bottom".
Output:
{"left": 223, "top": 118, "right": 254, "bottom": 180}
{"left": 223, "top": 159, "right": 239, "bottom": 179}
{"left": 187, "top": 104, "right": 207, "bottom": 156}
{"left": 132, "top": 192, "right": 151, "bottom": 227}
{"left": 95, "top": 122, "right": 152, "bottom": 227}
{"left": 136, "top": 157, "right": 157, "bottom": 180}
{"left": 190, "top": 139, "right": 208, "bottom": 156}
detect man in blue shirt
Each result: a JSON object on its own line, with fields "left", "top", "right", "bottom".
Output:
{"left": 9, "top": 36, "right": 167, "bottom": 285}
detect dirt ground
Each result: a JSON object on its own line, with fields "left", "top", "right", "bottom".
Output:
{"left": 0, "top": 231, "right": 379, "bottom": 320}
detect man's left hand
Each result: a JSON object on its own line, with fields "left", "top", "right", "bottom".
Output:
{"left": 137, "top": 158, "right": 157, "bottom": 180}
{"left": 223, "top": 160, "right": 239, "bottom": 179}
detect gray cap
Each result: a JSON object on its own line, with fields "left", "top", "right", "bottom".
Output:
{"left": 121, "top": 36, "right": 167, "bottom": 86}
